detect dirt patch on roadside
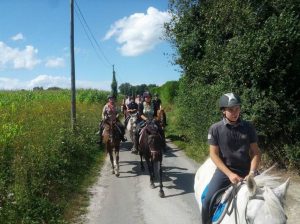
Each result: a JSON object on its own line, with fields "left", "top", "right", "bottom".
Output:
{"left": 266, "top": 168, "right": 300, "bottom": 223}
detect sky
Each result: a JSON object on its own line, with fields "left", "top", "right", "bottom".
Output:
{"left": 0, "top": 0, "right": 181, "bottom": 91}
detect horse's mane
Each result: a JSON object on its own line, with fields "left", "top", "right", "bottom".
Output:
{"left": 253, "top": 164, "right": 282, "bottom": 188}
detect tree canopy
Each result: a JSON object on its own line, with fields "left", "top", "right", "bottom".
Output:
{"left": 166, "top": 0, "right": 300, "bottom": 167}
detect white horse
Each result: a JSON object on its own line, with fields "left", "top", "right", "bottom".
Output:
{"left": 126, "top": 112, "right": 138, "bottom": 152}
{"left": 194, "top": 158, "right": 290, "bottom": 224}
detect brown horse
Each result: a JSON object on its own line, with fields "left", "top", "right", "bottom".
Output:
{"left": 157, "top": 109, "right": 166, "bottom": 129}
{"left": 138, "top": 120, "right": 165, "bottom": 197}
{"left": 102, "top": 118, "right": 121, "bottom": 177}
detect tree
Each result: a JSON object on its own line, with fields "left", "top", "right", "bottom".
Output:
{"left": 119, "top": 83, "right": 132, "bottom": 95}
{"left": 111, "top": 65, "right": 118, "bottom": 99}
{"left": 166, "top": 0, "right": 300, "bottom": 167}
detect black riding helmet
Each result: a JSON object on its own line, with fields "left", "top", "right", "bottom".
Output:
{"left": 143, "top": 91, "right": 152, "bottom": 98}
{"left": 219, "top": 93, "right": 241, "bottom": 109}
{"left": 107, "top": 95, "right": 115, "bottom": 100}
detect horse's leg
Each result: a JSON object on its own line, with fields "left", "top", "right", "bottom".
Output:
{"left": 140, "top": 151, "right": 145, "bottom": 172}
{"left": 158, "top": 159, "right": 165, "bottom": 198}
{"left": 107, "top": 144, "right": 115, "bottom": 174}
{"left": 114, "top": 145, "right": 120, "bottom": 177}
{"left": 146, "top": 159, "right": 155, "bottom": 188}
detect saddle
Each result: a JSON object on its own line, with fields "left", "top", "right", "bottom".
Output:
{"left": 201, "top": 184, "right": 241, "bottom": 224}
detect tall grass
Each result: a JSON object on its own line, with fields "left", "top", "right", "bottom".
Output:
{"left": 0, "top": 89, "right": 106, "bottom": 223}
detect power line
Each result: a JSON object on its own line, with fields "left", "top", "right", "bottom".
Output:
{"left": 74, "top": 0, "right": 112, "bottom": 67}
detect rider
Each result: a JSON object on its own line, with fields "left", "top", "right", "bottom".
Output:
{"left": 124, "top": 96, "right": 138, "bottom": 128}
{"left": 153, "top": 93, "right": 167, "bottom": 126}
{"left": 134, "top": 91, "right": 166, "bottom": 152}
{"left": 201, "top": 93, "right": 261, "bottom": 224}
{"left": 98, "top": 95, "right": 127, "bottom": 144}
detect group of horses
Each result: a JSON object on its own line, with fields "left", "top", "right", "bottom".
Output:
{"left": 100, "top": 109, "right": 166, "bottom": 197}
{"left": 100, "top": 111, "right": 290, "bottom": 223}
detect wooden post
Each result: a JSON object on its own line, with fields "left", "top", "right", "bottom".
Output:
{"left": 70, "top": 0, "right": 76, "bottom": 129}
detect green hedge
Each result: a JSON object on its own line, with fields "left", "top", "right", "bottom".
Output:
{"left": 166, "top": 0, "right": 300, "bottom": 167}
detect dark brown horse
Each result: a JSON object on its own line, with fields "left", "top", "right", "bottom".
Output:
{"left": 157, "top": 109, "right": 166, "bottom": 129}
{"left": 138, "top": 120, "right": 165, "bottom": 197}
{"left": 102, "top": 118, "right": 121, "bottom": 177}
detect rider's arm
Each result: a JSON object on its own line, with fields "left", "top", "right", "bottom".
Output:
{"left": 248, "top": 142, "right": 261, "bottom": 175}
{"left": 102, "top": 105, "right": 107, "bottom": 119}
{"left": 210, "top": 145, "right": 243, "bottom": 184}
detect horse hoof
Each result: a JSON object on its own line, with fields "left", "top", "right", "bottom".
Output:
{"left": 116, "top": 173, "right": 120, "bottom": 177}
{"left": 150, "top": 183, "right": 155, "bottom": 189}
{"left": 112, "top": 170, "right": 115, "bottom": 174}
{"left": 159, "top": 190, "right": 165, "bottom": 198}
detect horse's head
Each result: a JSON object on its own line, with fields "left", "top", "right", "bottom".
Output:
{"left": 102, "top": 119, "right": 120, "bottom": 145}
{"left": 242, "top": 176, "right": 290, "bottom": 224}
{"left": 145, "top": 121, "right": 163, "bottom": 161}
{"left": 129, "top": 113, "right": 137, "bottom": 128}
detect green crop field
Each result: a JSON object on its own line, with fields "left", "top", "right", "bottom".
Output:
{"left": 0, "top": 89, "right": 107, "bottom": 223}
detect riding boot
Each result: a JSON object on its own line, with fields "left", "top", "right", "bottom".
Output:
{"left": 163, "top": 111, "right": 167, "bottom": 126}
{"left": 117, "top": 122, "right": 127, "bottom": 142}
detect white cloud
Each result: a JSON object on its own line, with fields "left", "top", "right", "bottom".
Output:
{"left": 11, "top": 33, "right": 24, "bottom": 41}
{"left": 0, "top": 77, "right": 23, "bottom": 90}
{"left": 28, "top": 75, "right": 69, "bottom": 89}
{"left": 0, "top": 41, "right": 41, "bottom": 69}
{"left": 104, "top": 7, "right": 171, "bottom": 56}
{"left": 45, "top": 57, "right": 65, "bottom": 68}
{"left": 0, "top": 75, "right": 111, "bottom": 90}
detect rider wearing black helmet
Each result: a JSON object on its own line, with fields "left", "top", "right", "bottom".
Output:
{"left": 201, "top": 93, "right": 261, "bottom": 224}
{"left": 124, "top": 96, "right": 138, "bottom": 128}
{"left": 153, "top": 93, "right": 167, "bottom": 126}
{"left": 97, "top": 95, "right": 127, "bottom": 144}
{"left": 133, "top": 91, "right": 166, "bottom": 153}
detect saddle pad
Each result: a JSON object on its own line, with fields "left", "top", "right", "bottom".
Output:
{"left": 212, "top": 202, "right": 227, "bottom": 223}
{"left": 200, "top": 184, "right": 232, "bottom": 223}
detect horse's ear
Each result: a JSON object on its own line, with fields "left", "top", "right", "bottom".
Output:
{"left": 247, "top": 175, "right": 257, "bottom": 196}
{"left": 273, "top": 178, "right": 290, "bottom": 203}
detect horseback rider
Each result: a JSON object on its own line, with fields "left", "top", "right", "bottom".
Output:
{"left": 133, "top": 91, "right": 166, "bottom": 153}
{"left": 201, "top": 93, "right": 261, "bottom": 224}
{"left": 124, "top": 96, "right": 138, "bottom": 128}
{"left": 153, "top": 93, "right": 167, "bottom": 126}
{"left": 97, "top": 95, "right": 127, "bottom": 144}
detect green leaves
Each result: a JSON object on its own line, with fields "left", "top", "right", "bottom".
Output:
{"left": 166, "top": 0, "right": 300, "bottom": 166}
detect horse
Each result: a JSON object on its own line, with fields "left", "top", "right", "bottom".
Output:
{"left": 138, "top": 120, "right": 165, "bottom": 198}
{"left": 126, "top": 112, "right": 138, "bottom": 153}
{"left": 102, "top": 118, "right": 121, "bottom": 177}
{"left": 157, "top": 109, "right": 166, "bottom": 129}
{"left": 194, "top": 158, "right": 290, "bottom": 224}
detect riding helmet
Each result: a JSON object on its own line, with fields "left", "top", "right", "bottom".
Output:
{"left": 143, "top": 91, "right": 152, "bottom": 98}
{"left": 107, "top": 95, "right": 115, "bottom": 100}
{"left": 219, "top": 93, "right": 241, "bottom": 109}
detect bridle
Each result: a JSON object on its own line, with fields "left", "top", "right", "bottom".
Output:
{"left": 215, "top": 182, "right": 266, "bottom": 224}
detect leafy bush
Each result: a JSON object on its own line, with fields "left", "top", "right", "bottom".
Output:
{"left": 166, "top": 0, "right": 300, "bottom": 166}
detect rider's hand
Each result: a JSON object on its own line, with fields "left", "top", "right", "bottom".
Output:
{"left": 228, "top": 172, "right": 243, "bottom": 184}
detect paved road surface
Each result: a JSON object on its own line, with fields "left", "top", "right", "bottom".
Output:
{"left": 77, "top": 139, "right": 202, "bottom": 224}
{"left": 76, "top": 137, "right": 300, "bottom": 224}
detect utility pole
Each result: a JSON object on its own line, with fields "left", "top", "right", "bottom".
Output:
{"left": 70, "top": 0, "right": 76, "bottom": 129}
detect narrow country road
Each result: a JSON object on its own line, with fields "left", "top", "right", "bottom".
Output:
{"left": 76, "top": 138, "right": 201, "bottom": 224}
{"left": 76, "top": 136, "right": 300, "bottom": 224}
